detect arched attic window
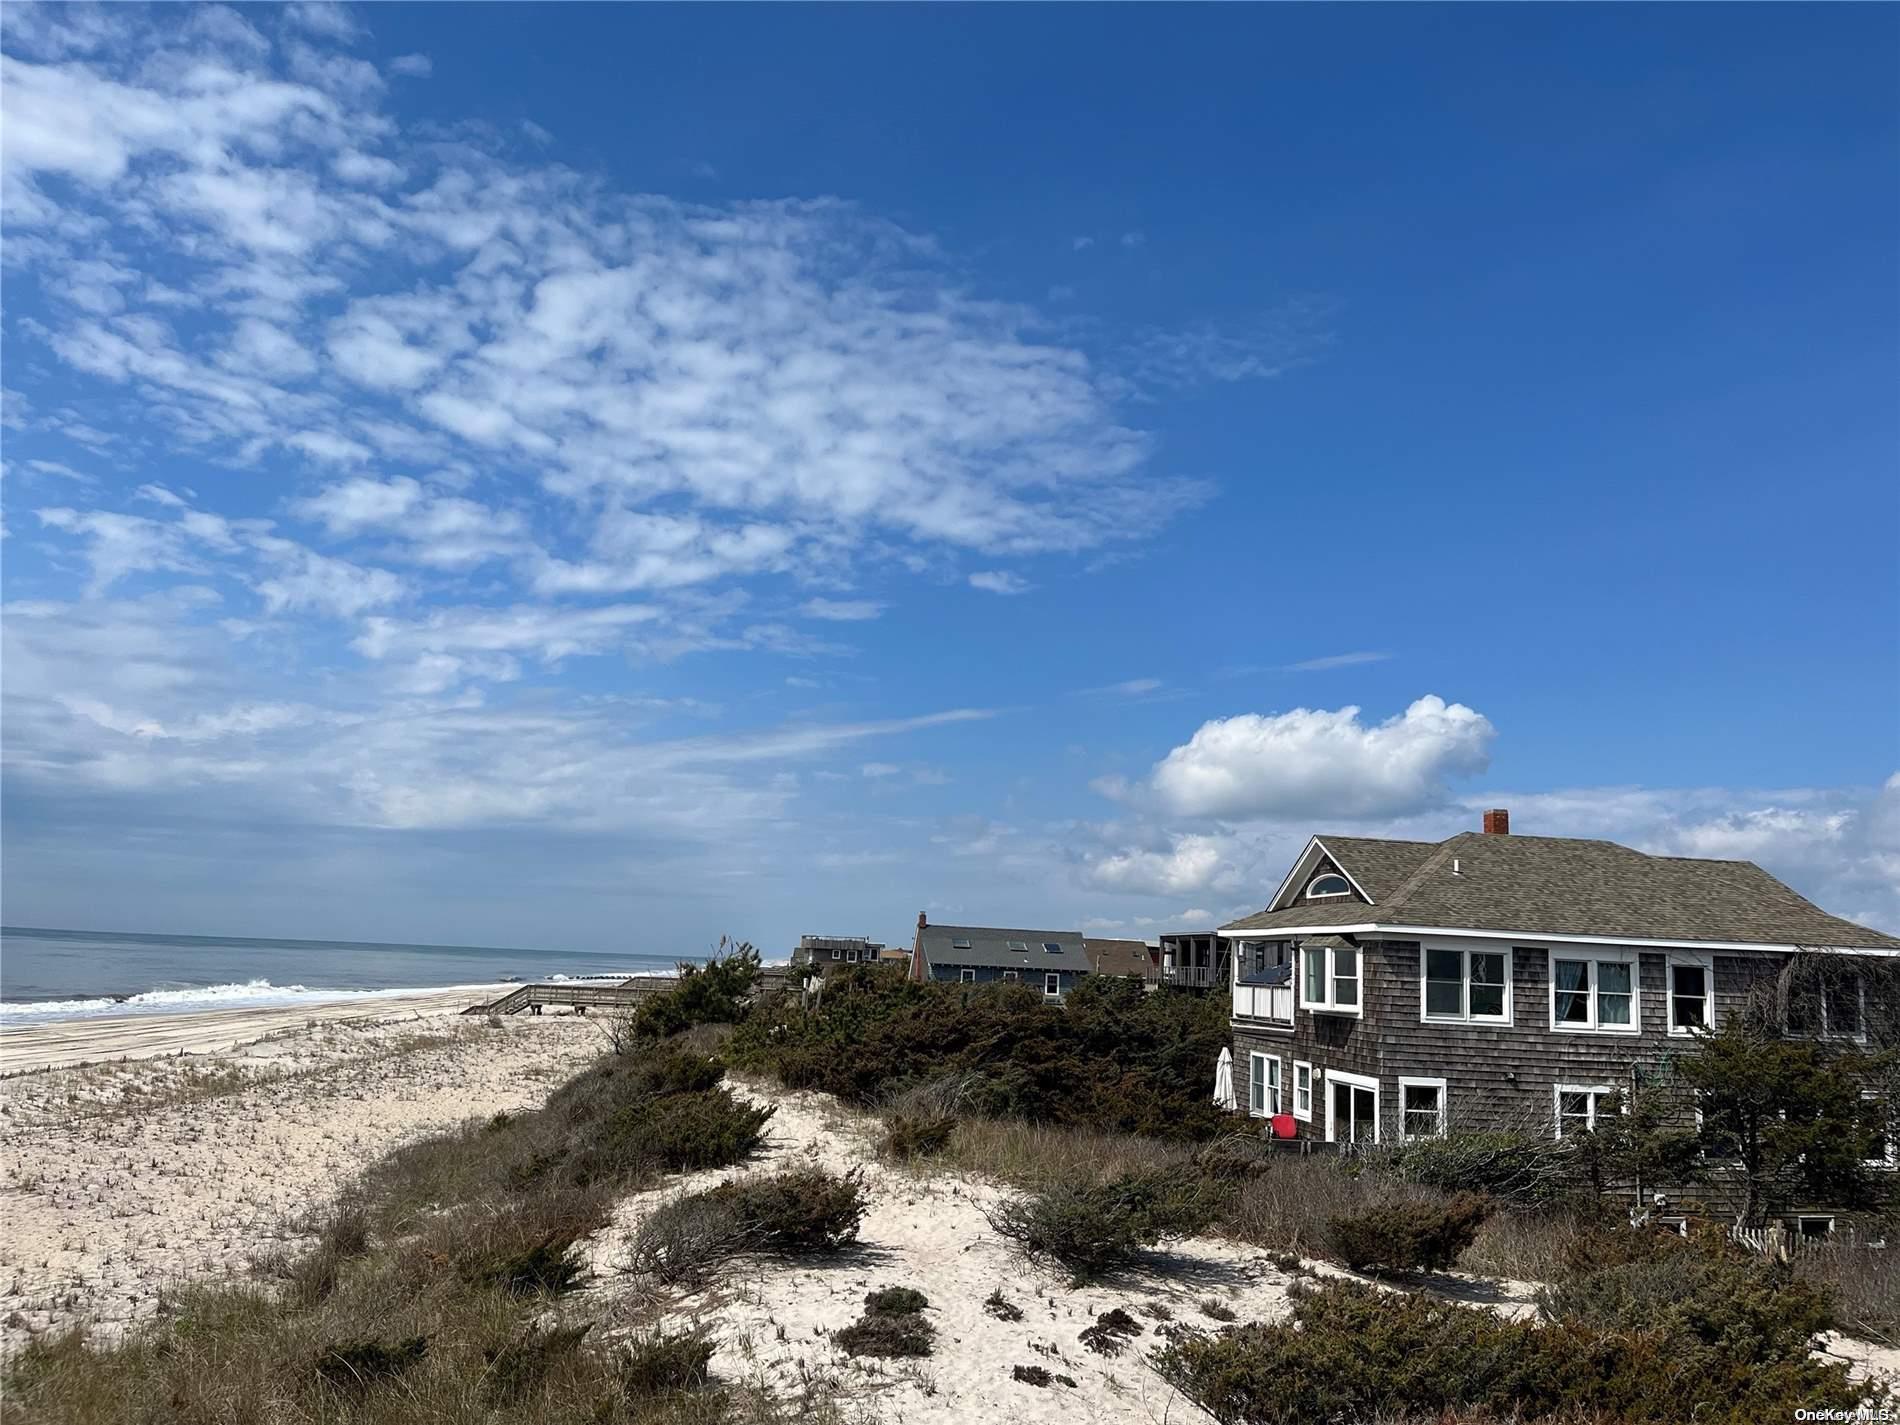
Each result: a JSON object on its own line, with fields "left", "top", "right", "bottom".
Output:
{"left": 1305, "top": 873, "right": 1352, "bottom": 900}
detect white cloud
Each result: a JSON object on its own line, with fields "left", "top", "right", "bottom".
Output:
{"left": 388, "top": 53, "right": 431, "bottom": 78}
{"left": 799, "top": 597, "right": 884, "bottom": 622}
{"left": 969, "top": 570, "right": 1032, "bottom": 595}
{"left": 1085, "top": 832, "right": 1235, "bottom": 896}
{"left": 282, "top": 2, "right": 362, "bottom": 42}
{"left": 1145, "top": 695, "right": 1497, "bottom": 820}
{"left": 860, "top": 762, "right": 900, "bottom": 778}
{"left": 1285, "top": 651, "right": 1390, "bottom": 672}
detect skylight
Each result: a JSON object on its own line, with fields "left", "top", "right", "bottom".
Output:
{"left": 1006, "top": 940, "right": 1027, "bottom": 952}
{"left": 1043, "top": 942, "right": 1063, "bottom": 953}
{"left": 951, "top": 938, "right": 973, "bottom": 950}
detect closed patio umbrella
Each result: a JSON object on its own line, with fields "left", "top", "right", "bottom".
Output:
{"left": 1213, "top": 1045, "right": 1236, "bottom": 1110}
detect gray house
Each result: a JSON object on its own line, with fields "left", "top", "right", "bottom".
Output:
{"left": 1225, "top": 808, "right": 1898, "bottom": 1227}
{"left": 908, "top": 913, "right": 1090, "bottom": 1002}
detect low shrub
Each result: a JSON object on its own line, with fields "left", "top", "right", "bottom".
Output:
{"left": 627, "top": 941, "right": 761, "bottom": 1042}
{"left": 462, "top": 1233, "right": 586, "bottom": 1296}
{"left": 886, "top": 1111, "right": 958, "bottom": 1159}
{"left": 619, "top": 1325, "right": 716, "bottom": 1397}
{"left": 983, "top": 1288, "right": 1024, "bottom": 1322}
{"left": 708, "top": 1166, "right": 866, "bottom": 1254}
{"left": 1542, "top": 1251, "right": 1833, "bottom": 1363}
{"left": 1559, "top": 1218, "right": 1720, "bottom": 1272}
{"left": 626, "top": 1194, "right": 747, "bottom": 1285}
{"left": 864, "top": 1286, "right": 928, "bottom": 1316}
{"left": 1154, "top": 1275, "right": 1863, "bottom": 1425}
{"left": 834, "top": 1307, "right": 934, "bottom": 1358}
{"left": 1200, "top": 1298, "right": 1238, "bottom": 1322}
{"left": 985, "top": 1169, "right": 1211, "bottom": 1281}
{"left": 1011, "top": 1363, "right": 1075, "bottom": 1387}
{"left": 1799, "top": 1240, "right": 1900, "bottom": 1344}
{"left": 604, "top": 1088, "right": 775, "bottom": 1175}
{"left": 1386, "top": 1131, "right": 1581, "bottom": 1208}
{"left": 1325, "top": 1192, "right": 1493, "bottom": 1273}
{"left": 1078, "top": 1306, "right": 1142, "bottom": 1356}
{"left": 483, "top": 1322, "right": 592, "bottom": 1402}
{"left": 313, "top": 1335, "right": 429, "bottom": 1392}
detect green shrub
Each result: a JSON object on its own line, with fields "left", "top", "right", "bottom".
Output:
{"left": 834, "top": 1309, "right": 934, "bottom": 1358}
{"left": 864, "top": 1286, "right": 929, "bottom": 1316}
{"left": 1155, "top": 1275, "right": 1863, "bottom": 1425}
{"left": 1200, "top": 1297, "right": 1238, "bottom": 1322}
{"left": 619, "top": 1325, "right": 716, "bottom": 1397}
{"left": 604, "top": 1088, "right": 775, "bottom": 1174}
{"left": 1011, "top": 1363, "right": 1075, "bottom": 1387}
{"left": 313, "top": 1335, "right": 428, "bottom": 1392}
{"left": 1325, "top": 1192, "right": 1492, "bottom": 1273}
{"left": 886, "top": 1111, "right": 958, "bottom": 1159}
{"left": 985, "top": 1169, "right": 1211, "bottom": 1281}
{"left": 1559, "top": 1218, "right": 1722, "bottom": 1272}
{"left": 462, "top": 1233, "right": 586, "bottom": 1296}
{"left": 629, "top": 941, "right": 761, "bottom": 1041}
{"left": 1386, "top": 1131, "right": 1580, "bottom": 1208}
{"left": 708, "top": 1166, "right": 866, "bottom": 1254}
{"left": 1542, "top": 1251, "right": 1834, "bottom": 1363}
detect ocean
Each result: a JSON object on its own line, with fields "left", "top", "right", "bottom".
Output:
{"left": 0, "top": 926, "right": 691, "bottom": 1024}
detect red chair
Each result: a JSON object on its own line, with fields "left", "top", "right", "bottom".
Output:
{"left": 1268, "top": 1113, "right": 1297, "bottom": 1140}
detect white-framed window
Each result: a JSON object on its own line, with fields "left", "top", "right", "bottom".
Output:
{"left": 1666, "top": 952, "right": 1713, "bottom": 1035}
{"left": 847, "top": 947, "right": 860, "bottom": 963}
{"left": 1797, "top": 1215, "right": 1835, "bottom": 1241}
{"left": 1656, "top": 1216, "right": 1688, "bottom": 1237}
{"left": 830, "top": 948, "right": 842, "bottom": 961}
{"left": 1554, "top": 1083, "right": 1618, "bottom": 1138}
{"left": 1398, "top": 1076, "right": 1448, "bottom": 1140}
{"left": 1326, "top": 1069, "right": 1379, "bottom": 1145}
{"left": 1306, "top": 873, "right": 1352, "bottom": 900}
{"left": 1791, "top": 974, "right": 1866, "bottom": 1040}
{"left": 1550, "top": 952, "right": 1638, "bottom": 1033}
{"left": 1300, "top": 941, "right": 1361, "bottom": 1015}
{"left": 959, "top": 968, "right": 975, "bottom": 983}
{"left": 1002, "top": 969, "right": 1019, "bottom": 983}
{"left": 1292, "top": 1060, "right": 1314, "bottom": 1121}
{"left": 1862, "top": 1092, "right": 1895, "bottom": 1168}
{"left": 1043, "top": 972, "right": 1060, "bottom": 998}
{"left": 1421, "top": 946, "right": 1510, "bottom": 1023}
{"left": 1247, "top": 1052, "right": 1272, "bottom": 1116}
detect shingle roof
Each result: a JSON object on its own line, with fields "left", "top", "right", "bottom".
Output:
{"left": 1222, "top": 832, "right": 1900, "bottom": 951}
{"left": 918, "top": 923, "right": 1091, "bottom": 973}
{"left": 1084, "top": 938, "right": 1159, "bottom": 979}
{"left": 1310, "top": 836, "right": 1439, "bottom": 901}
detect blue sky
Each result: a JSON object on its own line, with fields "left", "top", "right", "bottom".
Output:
{"left": 3, "top": 2, "right": 1896, "bottom": 955}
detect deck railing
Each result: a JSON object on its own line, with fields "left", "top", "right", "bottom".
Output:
{"left": 1163, "top": 964, "right": 1222, "bottom": 989}
{"left": 1230, "top": 982, "right": 1294, "bottom": 1023}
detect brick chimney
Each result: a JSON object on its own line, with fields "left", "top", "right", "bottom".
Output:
{"left": 1482, "top": 808, "right": 1510, "bottom": 836}
{"left": 917, "top": 910, "right": 927, "bottom": 930}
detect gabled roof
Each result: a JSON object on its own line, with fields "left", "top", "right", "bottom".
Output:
{"left": 1084, "top": 937, "right": 1159, "bottom": 979}
{"left": 1222, "top": 831, "right": 1900, "bottom": 952}
{"left": 917, "top": 923, "right": 1092, "bottom": 973}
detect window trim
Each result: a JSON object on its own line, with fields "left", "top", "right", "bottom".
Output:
{"left": 1043, "top": 972, "right": 1061, "bottom": 998}
{"left": 1548, "top": 949, "right": 1641, "bottom": 1035}
{"left": 1292, "top": 1060, "right": 1314, "bottom": 1122}
{"left": 830, "top": 948, "right": 842, "bottom": 961}
{"left": 1397, "top": 1075, "right": 1448, "bottom": 1141}
{"left": 1553, "top": 1082, "right": 1618, "bottom": 1139}
{"left": 1325, "top": 1068, "right": 1380, "bottom": 1146}
{"left": 1796, "top": 1215, "right": 1835, "bottom": 1241}
{"left": 847, "top": 947, "right": 860, "bottom": 963}
{"left": 1002, "top": 969, "right": 1018, "bottom": 983}
{"left": 1862, "top": 1090, "right": 1896, "bottom": 1169}
{"left": 1299, "top": 940, "right": 1363, "bottom": 1018}
{"left": 958, "top": 967, "right": 975, "bottom": 984}
{"left": 1665, "top": 951, "right": 1714, "bottom": 1037}
{"left": 1247, "top": 1051, "right": 1272, "bottom": 1117}
{"left": 1419, "top": 944, "right": 1513, "bottom": 1025}
{"left": 1305, "top": 872, "right": 1353, "bottom": 901}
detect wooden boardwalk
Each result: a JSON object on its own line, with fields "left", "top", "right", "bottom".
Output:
{"left": 463, "top": 965, "right": 799, "bottom": 1016}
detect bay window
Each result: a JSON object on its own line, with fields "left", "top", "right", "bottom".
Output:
{"left": 1422, "top": 946, "right": 1510, "bottom": 1022}
{"left": 1551, "top": 954, "right": 1637, "bottom": 1032}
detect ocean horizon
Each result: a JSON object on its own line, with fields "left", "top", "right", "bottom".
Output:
{"left": 0, "top": 926, "right": 700, "bottom": 1024}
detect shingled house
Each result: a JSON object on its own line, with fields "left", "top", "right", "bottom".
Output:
{"left": 909, "top": 914, "right": 1091, "bottom": 1002}
{"left": 1223, "top": 809, "right": 1900, "bottom": 1184}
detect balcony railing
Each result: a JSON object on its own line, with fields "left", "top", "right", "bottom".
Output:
{"left": 1162, "top": 964, "right": 1221, "bottom": 989}
{"left": 1231, "top": 982, "right": 1293, "bottom": 1023}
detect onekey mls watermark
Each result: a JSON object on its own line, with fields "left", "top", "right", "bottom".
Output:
{"left": 1795, "top": 1410, "right": 1899, "bottom": 1422}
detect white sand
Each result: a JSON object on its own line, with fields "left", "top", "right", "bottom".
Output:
{"left": 0, "top": 1007, "right": 602, "bottom": 1347}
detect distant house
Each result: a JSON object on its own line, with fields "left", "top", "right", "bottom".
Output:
{"left": 792, "top": 935, "right": 892, "bottom": 986}
{"left": 1085, "top": 937, "right": 1161, "bottom": 987}
{"left": 909, "top": 913, "right": 1090, "bottom": 1002}
{"left": 1158, "top": 931, "right": 1229, "bottom": 991}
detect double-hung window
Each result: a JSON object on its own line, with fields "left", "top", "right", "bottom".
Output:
{"left": 1791, "top": 975, "right": 1865, "bottom": 1039}
{"left": 1043, "top": 973, "right": 1061, "bottom": 998}
{"left": 1667, "top": 953, "right": 1713, "bottom": 1034}
{"left": 1551, "top": 953, "right": 1637, "bottom": 1032}
{"left": 1248, "top": 1052, "right": 1281, "bottom": 1117}
{"left": 1399, "top": 1077, "right": 1447, "bottom": 1139}
{"left": 958, "top": 968, "right": 975, "bottom": 984}
{"left": 1422, "top": 947, "right": 1510, "bottom": 1022}
{"left": 1300, "top": 941, "right": 1360, "bottom": 1014}
{"left": 1292, "top": 1061, "right": 1314, "bottom": 1121}
{"left": 1554, "top": 1083, "right": 1618, "bottom": 1138}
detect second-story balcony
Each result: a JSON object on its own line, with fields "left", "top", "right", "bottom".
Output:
{"left": 1231, "top": 962, "right": 1294, "bottom": 1024}
{"left": 1162, "top": 963, "right": 1221, "bottom": 989}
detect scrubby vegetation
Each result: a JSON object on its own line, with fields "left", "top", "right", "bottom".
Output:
{"left": 708, "top": 1166, "right": 867, "bottom": 1254}
{"left": 732, "top": 969, "right": 1230, "bottom": 1141}
{"left": 985, "top": 1169, "right": 1212, "bottom": 1281}
{"left": 1078, "top": 1306, "right": 1143, "bottom": 1356}
{"left": 619, "top": 941, "right": 765, "bottom": 1045}
{"left": 2, "top": 1040, "right": 789, "bottom": 1425}
{"left": 1156, "top": 1258, "right": 1865, "bottom": 1425}
{"left": 1326, "top": 1192, "right": 1494, "bottom": 1274}
{"left": 833, "top": 1286, "right": 935, "bottom": 1359}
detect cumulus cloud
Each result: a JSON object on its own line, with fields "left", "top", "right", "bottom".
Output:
{"left": 1085, "top": 832, "right": 1237, "bottom": 897}
{"left": 800, "top": 598, "right": 884, "bottom": 622}
{"left": 1142, "top": 695, "right": 1496, "bottom": 821}
{"left": 969, "top": 570, "right": 1032, "bottom": 595}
